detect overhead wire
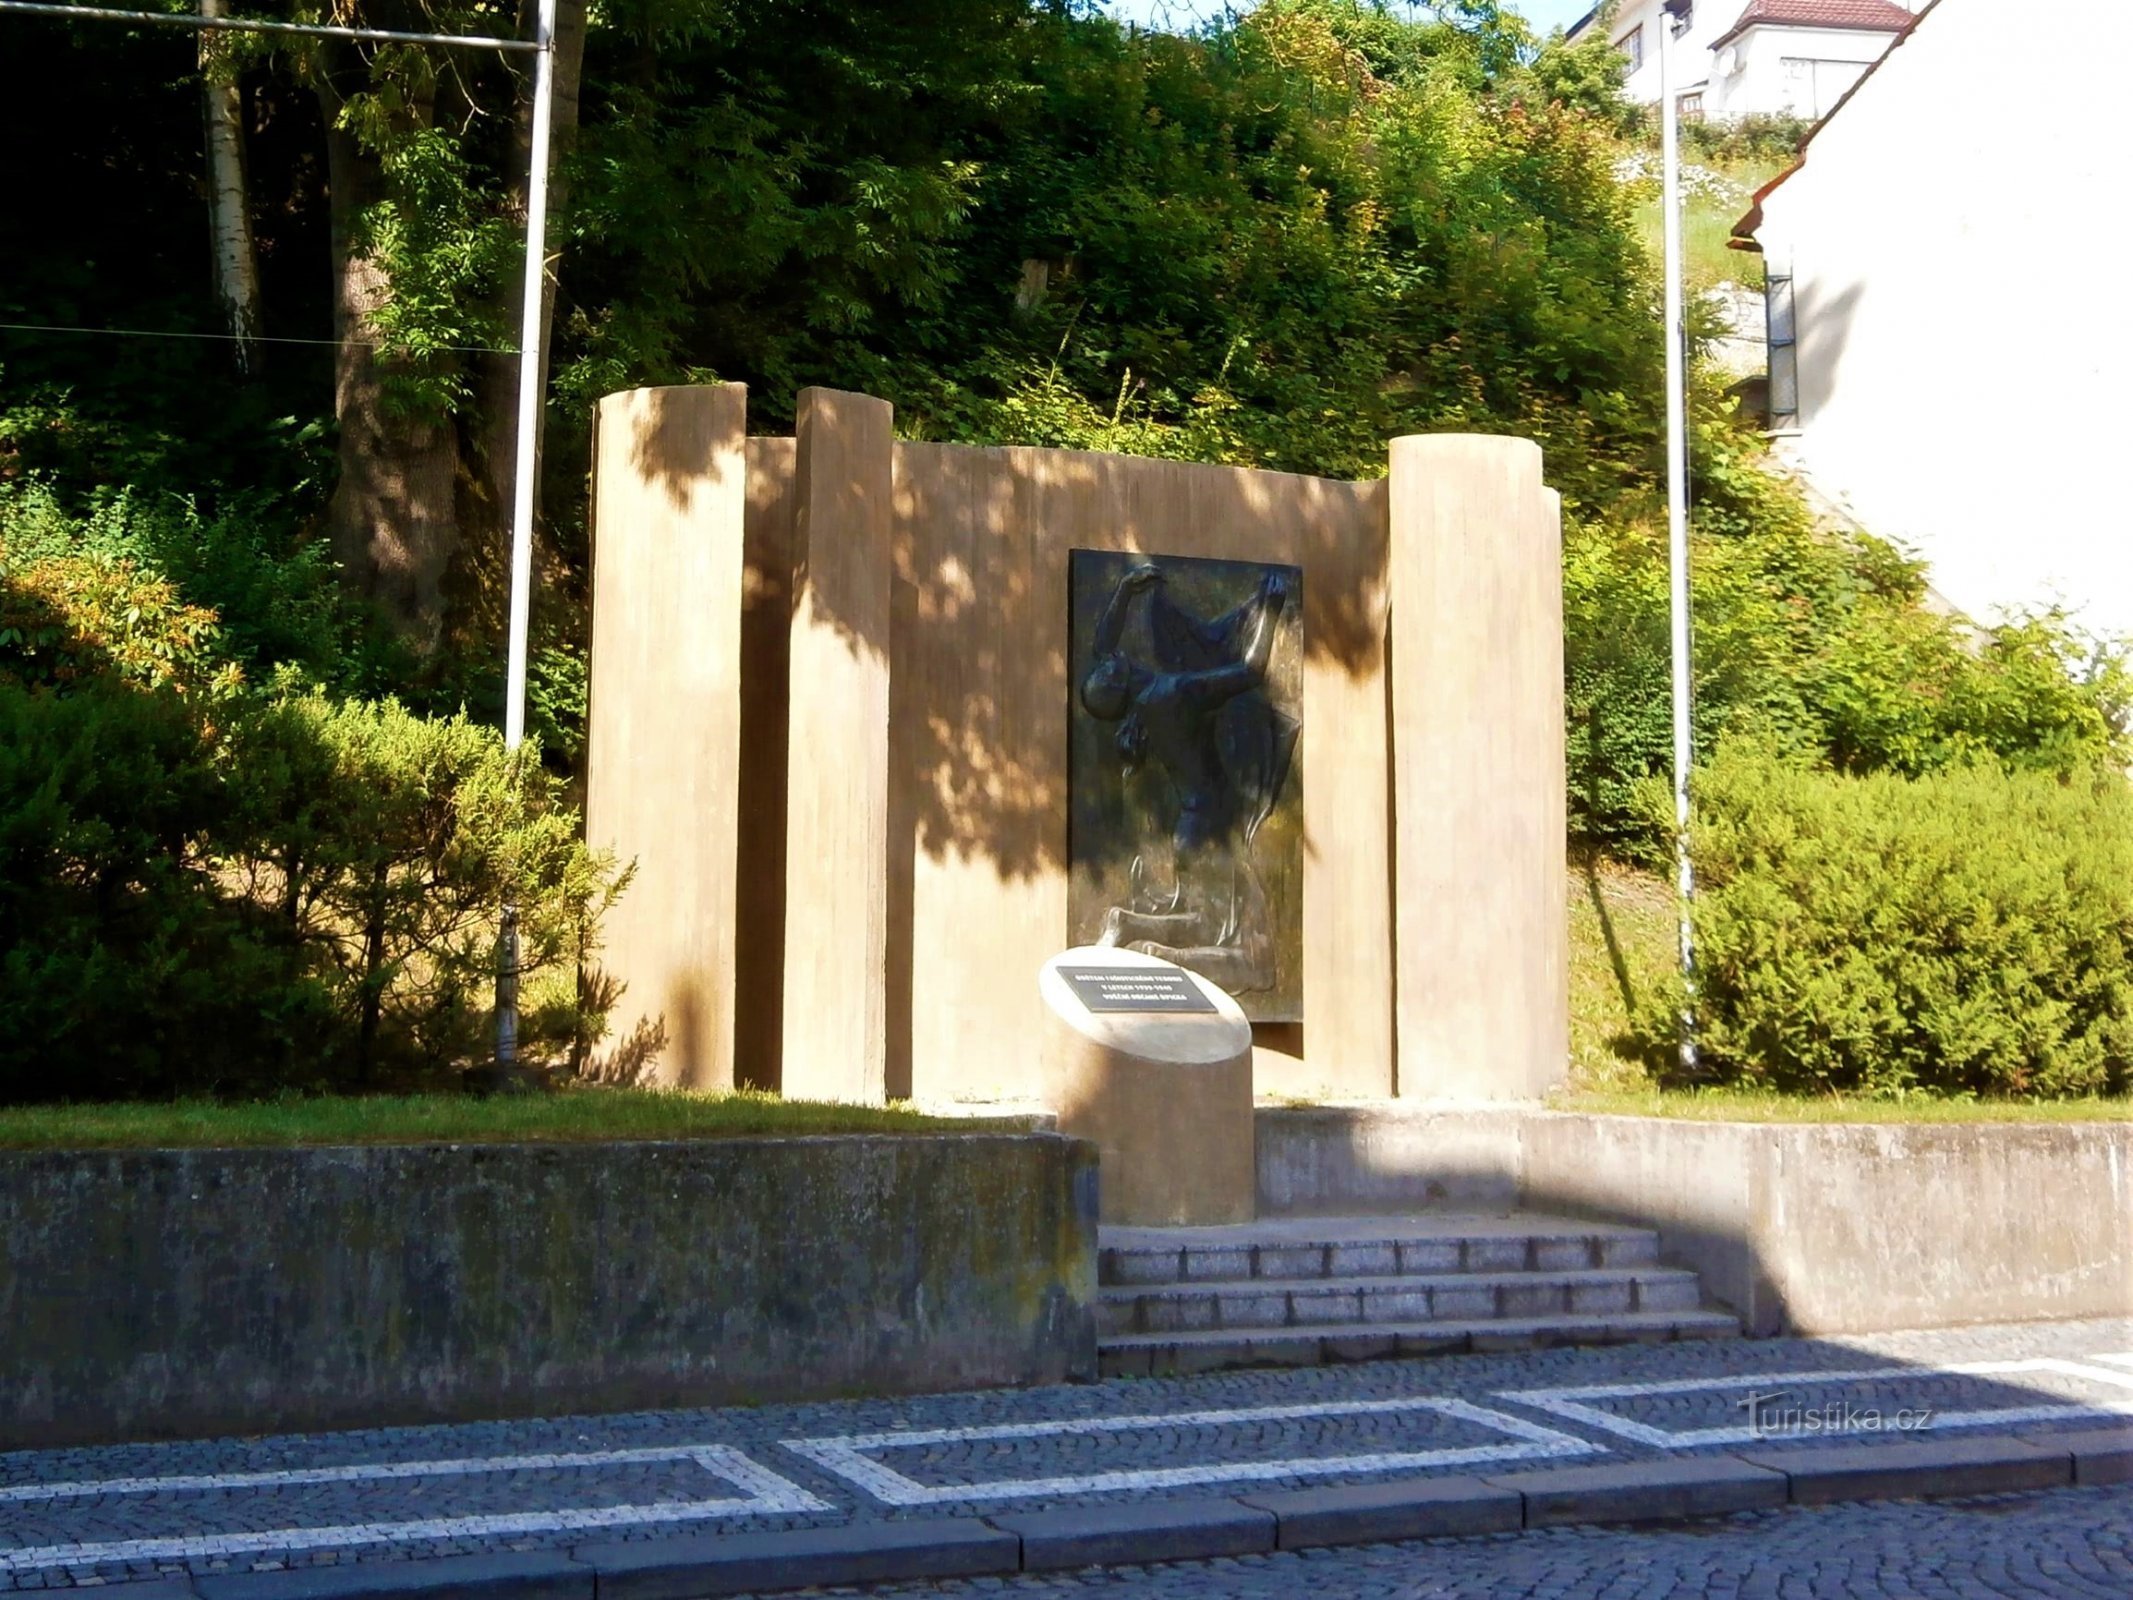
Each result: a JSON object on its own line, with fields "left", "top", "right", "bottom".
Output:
{"left": 0, "top": 321, "right": 520, "bottom": 355}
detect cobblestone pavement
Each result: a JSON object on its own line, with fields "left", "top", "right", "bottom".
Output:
{"left": 2, "top": 1317, "right": 2128, "bottom": 1590}
{"left": 864, "top": 1485, "right": 2133, "bottom": 1599}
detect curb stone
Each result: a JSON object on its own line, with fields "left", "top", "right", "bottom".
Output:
{"left": 1237, "top": 1477, "right": 1521, "bottom": 1547}
{"left": 1739, "top": 1436, "right": 2072, "bottom": 1504}
{"left": 576, "top": 1520, "right": 1017, "bottom": 1599}
{"left": 197, "top": 1554, "right": 590, "bottom": 1600}
{"left": 989, "top": 1497, "right": 1276, "bottom": 1570}
{"left": 34, "top": 1441, "right": 2109, "bottom": 1599}
{"left": 2017, "top": 1424, "right": 2133, "bottom": 1486}
{"left": 1485, "top": 1457, "right": 1788, "bottom": 1527}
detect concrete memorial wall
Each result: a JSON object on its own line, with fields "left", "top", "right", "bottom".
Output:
{"left": 0, "top": 1134, "right": 1097, "bottom": 1447}
{"left": 586, "top": 384, "right": 1568, "bottom": 1104}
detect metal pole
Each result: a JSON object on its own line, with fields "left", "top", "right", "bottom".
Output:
{"left": 493, "top": 0, "right": 559, "bottom": 1073}
{"left": 1, "top": 0, "right": 551, "bottom": 1082}
{"left": 1659, "top": 0, "right": 1698, "bottom": 1074}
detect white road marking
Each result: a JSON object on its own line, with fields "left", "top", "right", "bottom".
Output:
{"left": 0, "top": 1445, "right": 827, "bottom": 1574}
{"left": 780, "top": 1396, "right": 1600, "bottom": 1506}
{"left": 1496, "top": 1359, "right": 2133, "bottom": 1450}
{"left": 2088, "top": 1352, "right": 2133, "bottom": 1369}
{"left": 0, "top": 1443, "right": 793, "bottom": 1504}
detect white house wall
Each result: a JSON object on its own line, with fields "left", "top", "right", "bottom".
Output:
{"left": 1712, "top": 26, "right": 1903, "bottom": 119}
{"left": 1601, "top": 0, "right": 1736, "bottom": 102}
{"left": 1755, "top": 0, "right": 2133, "bottom": 638}
{"left": 1592, "top": 3, "right": 1908, "bottom": 118}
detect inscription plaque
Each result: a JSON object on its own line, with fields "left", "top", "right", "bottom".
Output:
{"left": 1067, "top": 549, "right": 1304, "bottom": 1022}
{"left": 1056, "top": 965, "right": 1219, "bottom": 1015}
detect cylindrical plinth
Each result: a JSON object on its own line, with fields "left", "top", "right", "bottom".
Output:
{"left": 1039, "top": 946, "right": 1255, "bottom": 1226}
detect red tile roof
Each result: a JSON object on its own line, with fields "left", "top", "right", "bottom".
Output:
{"left": 1727, "top": 0, "right": 1940, "bottom": 249}
{"left": 1714, "top": 0, "right": 1915, "bottom": 49}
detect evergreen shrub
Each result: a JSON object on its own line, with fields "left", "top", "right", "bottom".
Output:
{"left": 0, "top": 499, "right": 618, "bottom": 1102}
{"left": 0, "top": 680, "right": 617, "bottom": 1101}
{"left": 1656, "top": 747, "right": 2133, "bottom": 1100}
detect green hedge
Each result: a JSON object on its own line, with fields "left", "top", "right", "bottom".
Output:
{"left": 1665, "top": 749, "right": 2133, "bottom": 1099}
{"left": 0, "top": 681, "right": 618, "bottom": 1102}
{"left": 1, "top": 482, "right": 624, "bottom": 1102}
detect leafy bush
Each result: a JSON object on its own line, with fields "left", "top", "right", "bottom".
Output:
{"left": 0, "top": 537, "right": 233, "bottom": 698}
{"left": 1565, "top": 412, "right": 2131, "bottom": 854}
{"left": 0, "top": 683, "right": 333, "bottom": 1100}
{"left": 1653, "top": 748, "right": 2133, "bottom": 1100}
{"left": 0, "top": 675, "right": 618, "bottom": 1102}
{"left": 1677, "top": 113, "right": 1812, "bottom": 168}
{"left": 230, "top": 691, "right": 620, "bottom": 1082}
{"left": 0, "top": 481, "right": 399, "bottom": 697}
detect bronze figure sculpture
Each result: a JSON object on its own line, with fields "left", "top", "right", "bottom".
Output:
{"left": 1075, "top": 558, "right": 1300, "bottom": 1001}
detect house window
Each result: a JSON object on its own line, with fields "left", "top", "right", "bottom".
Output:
{"left": 1780, "top": 57, "right": 1871, "bottom": 119}
{"left": 1764, "top": 263, "right": 1798, "bottom": 429}
{"left": 1679, "top": 91, "right": 1705, "bottom": 121}
{"left": 1616, "top": 23, "right": 1643, "bottom": 71}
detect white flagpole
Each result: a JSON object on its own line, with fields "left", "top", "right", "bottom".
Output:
{"left": 0, "top": 0, "right": 558, "bottom": 1081}
{"left": 494, "top": 0, "right": 559, "bottom": 1072}
{"left": 1659, "top": 0, "right": 1698, "bottom": 1073}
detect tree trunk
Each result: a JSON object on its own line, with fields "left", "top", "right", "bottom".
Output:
{"left": 199, "top": 0, "right": 263, "bottom": 373}
{"left": 323, "top": 110, "right": 464, "bottom": 652}
{"left": 355, "top": 863, "right": 390, "bottom": 1085}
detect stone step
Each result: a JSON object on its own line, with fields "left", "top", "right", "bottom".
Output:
{"left": 1098, "top": 1267, "right": 1704, "bottom": 1337}
{"left": 1100, "top": 1215, "right": 1661, "bottom": 1287}
{"left": 1099, "top": 1309, "right": 1743, "bottom": 1377}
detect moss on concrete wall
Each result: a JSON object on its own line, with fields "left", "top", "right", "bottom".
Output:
{"left": 0, "top": 1133, "right": 1098, "bottom": 1447}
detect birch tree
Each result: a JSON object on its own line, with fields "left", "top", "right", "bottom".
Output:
{"left": 198, "top": 0, "right": 264, "bottom": 373}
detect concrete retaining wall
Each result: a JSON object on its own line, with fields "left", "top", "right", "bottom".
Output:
{"left": 0, "top": 1134, "right": 1098, "bottom": 1448}
{"left": 1254, "top": 1105, "right": 1522, "bottom": 1215}
{"left": 1256, "top": 1105, "right": 2133, "bottom": 1337}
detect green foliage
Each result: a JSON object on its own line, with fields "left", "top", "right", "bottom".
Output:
{"left": 1528, "top": 15, "right": 1641, "bottom": 136}
{"left": 0, "top": 536, "right": 232, "bottom": 698}
{"left": 0, "top": 482, "right": 399, "bottom": 695}
{"left": 228, "top": 689, "right": 619, "bottom": 1082}
{"left": 0, "top": 676, "right": 618, "bottom": 1102}
{"left": 559, "top": 0, "right": 1660, "bottom": 505}
{"left": 1564, "top": 410, "right": 2131, "bottom": 854}
{"left": 336, "top": 112, "right": 519, "bottom": 419}
{"left": 1673, "top": 112, "right": 1813, "bottom": 168}
{"left": 0, "top": 491, "right": 617, "bottom": 1101}
{"left": 1650, "top": 747, "right": 2133, "bottom": 1100}
{"left": 0, "top": 682, "right": 333, "bottom": 1101}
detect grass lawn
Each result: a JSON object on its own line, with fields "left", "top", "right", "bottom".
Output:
{"left": 1555, "top": 1086, "right": 2133, "bottom": 1123}
{"left": 0, "top": 1088, "right": 1027, "bottom": 1150}
{"left": 1567, "top": 853, "right": 1679, "bottom": 1093}
{"left": 1629, "top": 155, "right": 1787, "bottom": 292}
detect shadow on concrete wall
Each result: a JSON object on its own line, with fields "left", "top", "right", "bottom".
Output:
{"left": 766, "top": 429, "right": 1391, "bottom": 885}
{"left": 710, "top": 401, "right": 1400, "bottom": 1095}
{"left": 616, "top": 382, "right": 745, "bottom": 507}
{"left": 1786, "top": 274, "right": 1863, "bottom": 434}
{"left": 1257, "top": 1106, "right": 2133, "bottom": 1342}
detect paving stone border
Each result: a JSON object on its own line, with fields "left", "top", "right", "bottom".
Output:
{"left": 54, "top": 1437, "right": 2124, "bottom": 1600}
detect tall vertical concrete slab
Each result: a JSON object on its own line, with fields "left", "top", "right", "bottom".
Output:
{"left": 584, "top": 383, "right": 750, "bottom": 1088}
{"left": 581, "top": 383, "right": 1570, "bottom": 1106}
{"left": 1387, "top": 437, "right": 1568, "bottom": 1100}
{"left": 780, "top": 388, "right": 896, "bottom": 1103}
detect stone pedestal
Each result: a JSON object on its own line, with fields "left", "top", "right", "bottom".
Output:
{"left": 1039, "top": 947, "right": 1255, "bottom": 1226}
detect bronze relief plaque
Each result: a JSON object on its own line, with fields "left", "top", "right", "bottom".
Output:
{"left": 1067, "top": 549, "right": 1304, "bottom": 1022}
